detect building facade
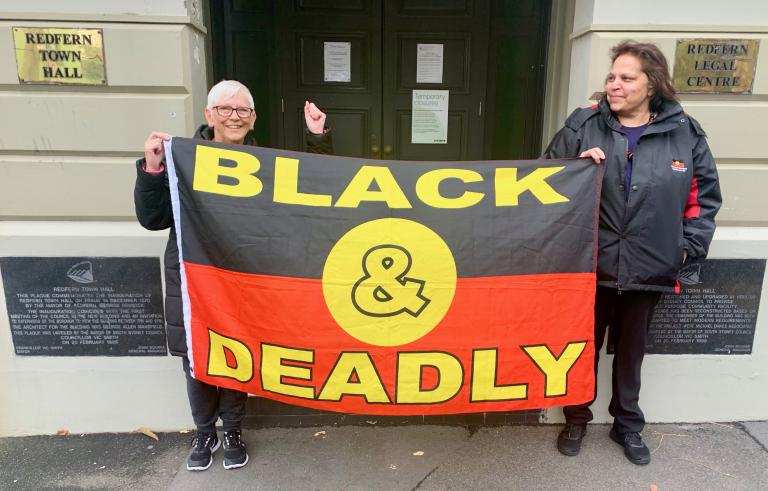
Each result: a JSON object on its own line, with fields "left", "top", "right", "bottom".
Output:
{"left": 1, "top": 0, "right": 766, "bottom": 435}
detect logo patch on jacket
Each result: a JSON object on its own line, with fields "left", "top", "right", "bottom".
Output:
{"left": 671, "top": 160, "right": 688, "bottom": 172}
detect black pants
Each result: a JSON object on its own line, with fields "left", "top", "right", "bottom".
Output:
{"left": 563, "top": 287, "right": 661, "bottom": 434}
{"left": 182, "top": 357, "right": 248, "bottom": 434}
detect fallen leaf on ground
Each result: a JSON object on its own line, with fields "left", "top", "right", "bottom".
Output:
{"left": 56, "top": 428, "right": 70, "bottom": 436}
{"left": 389, "top": 464, "right": 397, "bottom": 470}
{"left": 366, "top": 420, "right": 377, "bottom": 425}
{"left": 413, "top": 451, "right": 424, "bottom": 456}
{"left": 314, "top": 430, "right": 327, "bottom": 437}
{"left": 136, "top": 427, "right": 159, "bottom": 441}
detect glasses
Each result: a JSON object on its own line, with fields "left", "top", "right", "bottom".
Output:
{"left": 213, "top": 106, "right": 254, "bottom": 118}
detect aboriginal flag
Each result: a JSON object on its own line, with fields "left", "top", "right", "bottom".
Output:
{"left": 165, "top": 138, "right": 602, "bottom": 415}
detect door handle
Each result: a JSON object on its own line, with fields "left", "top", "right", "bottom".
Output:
{"left": 383, "top": 145, "right": 393, "bottom": 156}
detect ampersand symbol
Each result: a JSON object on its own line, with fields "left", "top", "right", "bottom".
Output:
{"left": 351, "top": 245, "right": 430, "bottom": 318}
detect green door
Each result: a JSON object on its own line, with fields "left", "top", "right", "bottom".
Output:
{"left": 276, "top": 1, "right": 384, "bottom": 158}
{"left": 276, "top": 0, "right": 490, "bottom": 160}
{"left": 211, "top": 0, "right": 550, "bottom": 160}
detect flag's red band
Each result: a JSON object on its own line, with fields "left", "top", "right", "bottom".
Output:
{"left": 184, "top": 262, "right": 595, "bottom": 415}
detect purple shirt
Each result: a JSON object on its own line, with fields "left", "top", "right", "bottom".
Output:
{"left": 621, "top": 123, "right": 649, "bottom": 200}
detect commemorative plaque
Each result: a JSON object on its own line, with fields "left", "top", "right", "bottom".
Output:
{"left": 605, "top": 259, "right": 764, "bottom": 355}
{"left": 646, "top": 259, "right": 764, "bottom": 354}
{"left": 1, "top": 257, "right": 166, "bottom": 356}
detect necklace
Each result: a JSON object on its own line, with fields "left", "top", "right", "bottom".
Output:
{"left": 618, "top": 112, "right": 655, "bottom": 128}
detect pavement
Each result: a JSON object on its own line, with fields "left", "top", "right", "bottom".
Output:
{"left": 1, "top": 422, "right": 767, "bottom": 490}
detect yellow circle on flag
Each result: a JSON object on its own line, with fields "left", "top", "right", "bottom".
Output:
{"left": 322, "top": 218, "right": 457, "bottom": 346}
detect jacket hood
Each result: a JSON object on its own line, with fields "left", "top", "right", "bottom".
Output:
{"left": 564, "top": 97, "right": 688, "bottom": 133}
{"left": 193, "top": 124, "right": 258, "bottom": 146}
{"left": 596, "top": 97, "right": 686, "bottom": 132}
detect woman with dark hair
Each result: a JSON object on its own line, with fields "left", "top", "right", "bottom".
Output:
{"left": 543, "top": 41, "right": 721, "bottom": 465}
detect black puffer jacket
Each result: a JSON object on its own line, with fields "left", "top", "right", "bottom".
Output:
{"left": 543, "top": 99, "right": 721, "bottom": 292}
{"left": 134, "top": 125, "right": 334, "bottom": 356}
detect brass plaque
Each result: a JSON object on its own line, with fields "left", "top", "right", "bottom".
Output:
{"left": 673, "top": 39, "right": 759, "bottom": 94}
{"left": 13, "top": 27, "right": 107, "bottom": 85}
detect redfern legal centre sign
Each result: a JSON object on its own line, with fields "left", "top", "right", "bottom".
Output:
{"left": 673, "top": 39, "right": 759, "bottom": 94}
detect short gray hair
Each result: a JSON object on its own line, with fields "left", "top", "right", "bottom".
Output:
{"left": 206, "top": 80, "right": 254, "bottom": 109}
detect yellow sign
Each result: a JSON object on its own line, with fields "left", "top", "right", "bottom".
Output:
{"left": 673, "top": 39, "right": 759, "bottom": 94}
{"left": 13, "top": 27, "right": 106, "bottom": 85}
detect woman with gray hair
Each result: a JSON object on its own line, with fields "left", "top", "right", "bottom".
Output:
{"left": 135, "top": 79, "right": 333, "bottom": 471}
{"left": 543, "top": 41, "right": 721, "bottom": 465}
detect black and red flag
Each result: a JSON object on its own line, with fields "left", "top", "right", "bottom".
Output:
{"left": 165, "top": 138, "right": 602, "bottom": 415}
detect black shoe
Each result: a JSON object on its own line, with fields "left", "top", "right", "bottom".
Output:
{"left": 557, "top": 423, "right": 587, "bottom": 456}
{"left": 186, "top": 432, "right": 220, "bottom": 471}
{"left": 223, "top": 430, "right": 249, "bottom": 470}
{"left": 610, "top": 428, "right": 651, "bottom": 465}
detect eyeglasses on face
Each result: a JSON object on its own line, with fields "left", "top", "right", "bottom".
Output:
{"left": 213, "top": 106, "right": 254, "bottom": 118}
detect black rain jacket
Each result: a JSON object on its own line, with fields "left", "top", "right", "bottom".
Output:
{"left": 543, "top": 98, "right": 721, "bottom": 292}
{"left": 134, "top": 125, "right": 334, "bottom": 356}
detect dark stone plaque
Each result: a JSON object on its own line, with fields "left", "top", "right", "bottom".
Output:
{"left": 1, "top": 257, "right": 167, "bottom": 356}
{"left": 646, "top": 259, "right": 765, "bottom": 354}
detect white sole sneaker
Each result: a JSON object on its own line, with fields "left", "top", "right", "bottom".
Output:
{"left": 223, "top": 452, "right": 249, "bottom": 470}
{"left": 186, "top": 439, "right": 221, "bottom": 471}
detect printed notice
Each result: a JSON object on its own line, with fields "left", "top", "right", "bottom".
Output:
{"left": 417, "top": 43, "right": 444, "bottom": 84}
{"left": 1, "top": 257, "right": 167, "bottom": 356}
{"left": 324, "top": 41, "right": 351, "bottom": 82}
{"left": 412, "top": 90, "right": 449, "bottom": 144}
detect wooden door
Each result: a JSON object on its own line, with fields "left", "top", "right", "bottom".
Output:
{"left": 381, "top": 0, "right": 490, "bottom": 160}
{"left": 212, "top": 0, "right": 549, "bottom": 160}
{"left": 276, "top": 1, "right": 383, "bottom": 158}
{"left": 276, "top": 0, "right": 489, "bottom": 160}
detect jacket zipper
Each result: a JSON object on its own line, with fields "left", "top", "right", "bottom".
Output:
{"left": 616, "top": 135, "right": 630, "bottom": 293}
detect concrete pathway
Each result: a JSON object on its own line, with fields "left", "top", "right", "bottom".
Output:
{"left": 2, "top": 422, "right": 767, "bottom": 490}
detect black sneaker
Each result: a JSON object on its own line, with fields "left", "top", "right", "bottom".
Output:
{"left": 610, "top": 428, "right": 651, "bottom": 465}
{"left": 223, "top": 430, "right": 249, "bottom": 470}
{"left": 186, "top": 432, "right": 220, "bottom": 471}
{"left": 557, "top": 423, "right": 586, "bottom": 456}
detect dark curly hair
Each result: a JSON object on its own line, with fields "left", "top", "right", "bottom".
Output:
{"left": 608, "top": 41, "right": 678, "bottom": 112}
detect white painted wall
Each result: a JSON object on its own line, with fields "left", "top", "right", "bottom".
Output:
{"left": 4, "top": 1, "right": 188, "bottom": 17}
{"left": 0, "top": 16, "right": 208, "bottom": 220}
{"left": 2, "top": 1, "right": 204, "bottom": 28}
{"left": 576, "top": 0, "right": 768, "bottom": 30}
